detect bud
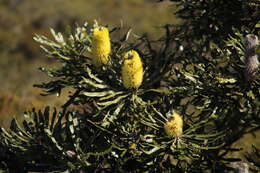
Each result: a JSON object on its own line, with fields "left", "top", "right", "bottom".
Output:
{"left": 122, "top": 50, "right": 143, "bottom": 89}
{"left": 91, "top": 27, "right": 111, "bottom": 67}
{"left": 244, "top": 34, "right": 259, "bottom": 81}
{"left": 164, "top": 111, "right": 183, "bottom": 138}
{"left": 66, "top": 150, "right": 76, "bottom": 158}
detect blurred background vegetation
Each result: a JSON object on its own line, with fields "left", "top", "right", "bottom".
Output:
{"left": 0, "top": 0, "right": 179, "bottom": 128}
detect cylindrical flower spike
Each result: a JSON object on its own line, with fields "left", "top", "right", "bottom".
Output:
{"left": 91, "top": 27, "right": 111, "bottom": 67}
{"left": 122, "top": 50, "right": 143, "bottom": 89}
{"left": 244, "top": 34, "right": 259, "bottom": 82}
{"left": 164, "top": 111, "right": 183, "bottom": 138}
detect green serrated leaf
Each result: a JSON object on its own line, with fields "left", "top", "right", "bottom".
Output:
{"left": 97, "top": 94, "right": 129, "bottom": 106}
{"left": 81, "top": 77, "right": 108, "bottom": 89}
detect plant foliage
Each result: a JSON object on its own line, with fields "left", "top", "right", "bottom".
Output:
{"left": 1, "top": 1, "right": 259, "bottom": 172}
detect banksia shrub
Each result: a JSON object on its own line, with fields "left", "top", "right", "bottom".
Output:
{"left": 0, "top": 1, "right": 260, "bottom": 172}
{"left": 91, "top": 27, "right": 111, "bottom": 67}
{"left": 122, "top": 50, "right": 143, "bottom": 89}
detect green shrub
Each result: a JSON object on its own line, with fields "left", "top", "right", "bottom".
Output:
{"left": 0, "top": 1, "right": 259, "bottom": 172}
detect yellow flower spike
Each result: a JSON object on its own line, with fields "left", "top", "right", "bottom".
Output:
{"left": 129, "top": 143, "right": 137, "bottom": 150}
{"left": 164, "top": 111, "right": 183, "bottom": 138}
{"left": 91, "top": 27, "right": 111, "bottom": 67}
{"left": 122, "top": 50, "right": 143, "bottom": 89}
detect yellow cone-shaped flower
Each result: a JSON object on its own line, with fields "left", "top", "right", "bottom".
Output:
{"left": 122, "top": 50, "right": 143, "bottom": 89}
{"left": 164, "top": 111, "right": 183, "bottom": 138}
{"left": 91, "top": 27, "right": 111, "bottom": 67}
